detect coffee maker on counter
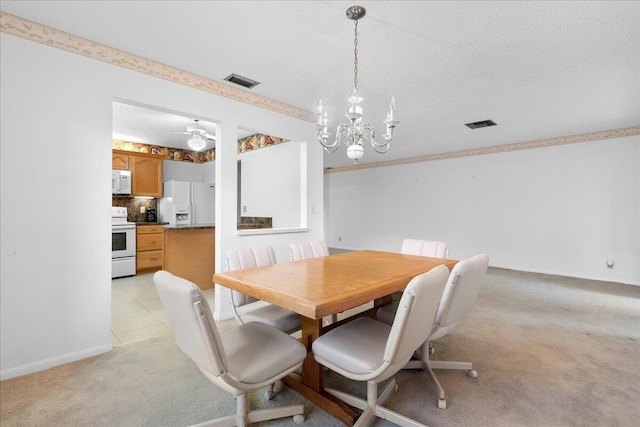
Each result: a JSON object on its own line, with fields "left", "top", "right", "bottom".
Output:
{"left": 145, "top": 208, "right": 157, "bottom": 222}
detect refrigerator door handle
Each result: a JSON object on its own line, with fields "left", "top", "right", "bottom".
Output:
{"left": 190, "top": 182, "right": 195, "bottom": 225}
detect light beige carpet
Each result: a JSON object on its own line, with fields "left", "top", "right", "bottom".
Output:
{"left": 1, "top": 268, "right": 639, "bottom": 426}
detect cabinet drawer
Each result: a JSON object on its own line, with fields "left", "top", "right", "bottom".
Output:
{"left": 137, "top": 250, "right": 163, "bottom": 270}
{"left": 137, "top": 234, "right": 162, "bottom": 251}
{"left": 137, "top": 225, "right": 164, "bottom": 235}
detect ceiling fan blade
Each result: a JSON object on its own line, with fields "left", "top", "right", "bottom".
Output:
{"left": 204, "top": 133, "right": 216, "bottom": 140}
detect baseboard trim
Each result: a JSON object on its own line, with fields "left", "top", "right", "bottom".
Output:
{"left": 488, "top": 265, "right": 639, "bottom": 287}
{"left": 0, "top": 344, "right": 112, "bottom": 381}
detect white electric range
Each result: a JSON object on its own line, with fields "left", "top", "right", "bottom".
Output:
{"left": 111, "top": 206, "right": 136, "bottom": 278}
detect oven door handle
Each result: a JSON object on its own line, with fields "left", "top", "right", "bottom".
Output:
{"left": 112, "top": 224, "right": 136, "bottom": 231}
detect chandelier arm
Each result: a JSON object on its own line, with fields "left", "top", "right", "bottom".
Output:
{"left": 318, "top": 133, "right": 340, "bottom": 152}
{"left": 372, "top": 141, "right": 391, "bottom": 154}
{"left": 336, "top": 123, "right": 351, "bottom": 146}
{"left": 362, "top": 122, "right": 393, "bottom": 154}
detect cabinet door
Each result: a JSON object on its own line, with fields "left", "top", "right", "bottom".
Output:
{"left": 112, "top": 153, "right": 130, "bottom": 170}
{"left": 131, "top": 155, "right": 163, "bottom": 197}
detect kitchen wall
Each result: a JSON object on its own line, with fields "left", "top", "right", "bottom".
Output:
{"left": 0, "top": 32, "right": 323, "bottom": 380}
{"left": 325, "top": 135, "right": 640, "bottom": 285}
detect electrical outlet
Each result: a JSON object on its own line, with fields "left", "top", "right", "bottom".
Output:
{"left": 310, "top": 205, "right": 316, "bottom": 214}
{"left": 140, "top": 206, "right": 146, "bottom": 214}
{"left": 338, "top": 237, "right": 342, "bottom": 242}
{"left": 607, "top": 259, "right": 614, "bottom": 269}
{"left": 242, "top": 205, "right": 247, "bottom": 213}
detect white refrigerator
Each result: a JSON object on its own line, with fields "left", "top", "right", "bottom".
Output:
{"left": 158, "top": 180, "right": 215, "bottom": 225}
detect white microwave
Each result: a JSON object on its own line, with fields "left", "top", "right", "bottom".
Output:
{"left": 112, "top": 170, "right": 132, "bottom": 195}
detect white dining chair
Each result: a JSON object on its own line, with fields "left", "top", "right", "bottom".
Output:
{"left": 289, "top": 240, "right": 330, "bottom": 262}
{"left": 401, "top": 239, "right": 449, "bottom": 259}
{"left": 226, "top": 246, "right": 302, "bottom": 400}
{"left": 289, "top": 240, "right": 338, "bottom": 325}
{"left": 389, "top": 239, "right": 449, "bottom": 305}
{"left": 312, "top": 265, "right": 450, "bottom": 427}
{"left": 377, "top": 253, "right": 490, "bottom": 409}
{"left": 225, "top": 246, "right": 302, "bottom": 335}
{"left": 153, "top": 270, "right": 306, "bottom": 426}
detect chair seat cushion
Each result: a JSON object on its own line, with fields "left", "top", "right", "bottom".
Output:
{"left": 237, "top": 301, "right": 301, "bottom": 334}
{"left": 222, "top": 321, "right": 306, "bottom": 385}
{"left": 376, "top": 301, "right": 398, "bottom": 325}
{"left": 312, "top": 317, "right": 391, "bottom": 375}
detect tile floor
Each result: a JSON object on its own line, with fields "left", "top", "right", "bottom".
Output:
{"left": 111, "top": 272, "right": 216, "bottom": 346}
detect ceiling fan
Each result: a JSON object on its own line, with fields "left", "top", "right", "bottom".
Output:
{"left": 176, "top": 120, "right": 215, "bottom": 151}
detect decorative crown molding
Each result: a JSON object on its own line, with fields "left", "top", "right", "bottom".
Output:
{"left": 0, "top": 12, "right": 315, "bottom": 122}
{"left": 324, "top": 126, "right": 640, "bottom": 174}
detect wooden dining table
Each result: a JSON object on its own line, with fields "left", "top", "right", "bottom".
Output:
{"left": 213, "top": 249, "right": 458, "bottom": 426}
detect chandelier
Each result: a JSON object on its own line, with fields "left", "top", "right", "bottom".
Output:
{"left": 315, "top": 5, "right": 399, "bottom": 164}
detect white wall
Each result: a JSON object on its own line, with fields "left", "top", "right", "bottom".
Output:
{"left": 202, "top": 161, "right": 216, "bottom": 183}
{"left": 325, "top": 136, "right": 639, "bottom": 285}
{"left": 240, "top": 141, "right": 301, "bottom": 228}
{"left": 0, "top": 33, "right": 323, "bottom": 379}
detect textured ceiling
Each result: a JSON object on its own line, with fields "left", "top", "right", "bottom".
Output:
{"left": 1, "top": 1, "right": 638, "bottom": 167}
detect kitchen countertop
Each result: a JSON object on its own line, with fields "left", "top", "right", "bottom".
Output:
{"left": 163, "top": 223, "right": 215, "bottom": 230}
{"left": 237, "top": 224, "right": 273, "bottom": 230}
{"left": 136, "top": 222, "right": 169, "bottom": 226}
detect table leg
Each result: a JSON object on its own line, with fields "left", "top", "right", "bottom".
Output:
{"left": 282, "top": 316, "right": 357, "bottom": 426}
{"left": 300, "top": 316, "right": 323, "bottom": 391}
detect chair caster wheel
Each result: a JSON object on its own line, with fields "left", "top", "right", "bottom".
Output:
{"left": 467, "top": 369, "right": 478, "bottom": 379}
{"left": 438, "top": 398, "right": 447, "bottom": 410}
{"left": 429, "top": 345, "right": 435, "bottom": 355}
{"left": 293, "top": 414, "right": 305, "bottom": 424}
{"left": 264, "top": 390, "right": 275, "bottom": 400}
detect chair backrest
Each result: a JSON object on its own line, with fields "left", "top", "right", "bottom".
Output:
{"left": 383, "top": 265, "right": 449, "bottom": 369}
{"left": 401, "top": 239, "right": 449, "bottom": 259}
{"left": 154, "top": 270, "right": 227, "bottom": 378}
{"left": 289, "top": 240, "right": 330, "bottom": 261}
{"left": 225, "top": 246, "right": 277, "bottom": 307}
{"left": 430, "top": 253, "right": 489, "bottom": 341}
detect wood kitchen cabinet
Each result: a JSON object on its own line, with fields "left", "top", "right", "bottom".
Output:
{"left": 163, "top": 227, "right": 215, "bottom": 290}
{"left": 112, "top": 150, "right": 163, "bottom": 198}
{"left": 112, "top": 152, "right": 130, "bottom": 170}
{"left": 130, "top": 154, "right": 163, "bottom": 198}
{"left": 136, "top": 224, "right": 163, "bottom": 273}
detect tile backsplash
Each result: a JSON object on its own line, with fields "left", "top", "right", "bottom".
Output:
{"left": 112, "top": 197, "right": 157, "bottom": 223}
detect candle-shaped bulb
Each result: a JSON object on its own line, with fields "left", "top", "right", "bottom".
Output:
{"left": 322, "top": 111, "right": 328, "bottom": 126}
{"left": 388, "top": 96, "right": 396, "bottom": 121}
{"left": 316, "top": 100, "right": 324, "bottom": 125}
{"left": 348, "top": 88, "right": 363, "bottom": 106}
{"left": 349, "top": 89, "right": 357, "bottom": 106}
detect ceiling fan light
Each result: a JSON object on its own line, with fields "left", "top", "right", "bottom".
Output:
{"left": 188, "top": 134, "right": 206, "bottom": 151}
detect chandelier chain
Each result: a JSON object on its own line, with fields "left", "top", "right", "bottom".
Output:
{"left": 353, "top": 19, "right": 359, "bottom": 93}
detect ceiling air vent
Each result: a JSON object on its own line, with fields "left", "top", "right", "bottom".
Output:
{"left": 224, "top": 73, "right": 260, "bottom": 89}
{"left": 465, "top": 119, "right": 497, "bottom": 129}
